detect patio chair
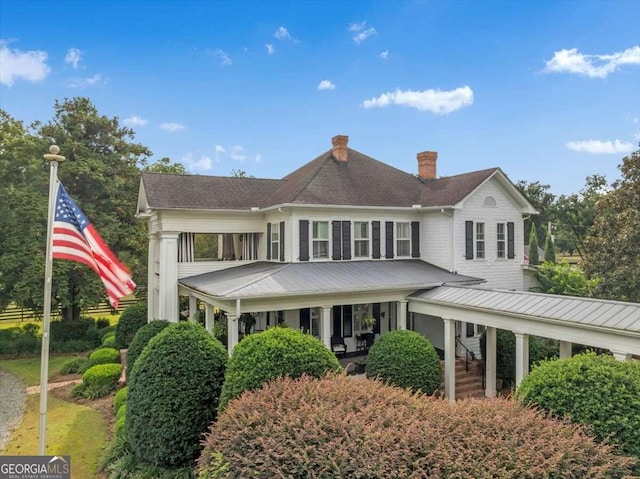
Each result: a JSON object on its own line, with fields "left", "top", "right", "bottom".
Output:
{"left": 331, "top": 336, "right": 347, "bottom": 357}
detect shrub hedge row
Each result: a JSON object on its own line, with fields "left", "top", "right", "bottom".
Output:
{"left": 125, "top": 320, "right": 170, "bottom": 373}
{"left": 114, "top": 302, "right": 148, "bottom": 349}
{"left": 89, "top": 347, "right": 120, "bottom": 366}
{"left": 73, "top": 363, "right": 122, "bottom": 399}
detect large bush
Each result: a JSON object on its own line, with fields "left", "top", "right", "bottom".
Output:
{"left": 125, "top": 320, "right": 170, "bottom": 372}
{"left": 218, "top": 327, "right": 341, "bottom": 410}
{"left": 0, "top": 325, "right": 40, "bottom": 355}
{"left": 126, "top": 322, "right": 227, "bottom": 468}
{"left": 197, "top": 375, "right": 634, "bottom": 478}
{"left": 365, "top": 329, "right": 441, "bottom": 394}
{"left": 51, "top": 317, "right": 100, "bottom": 344}
{"left": 114, "top": 302, "right": 148, "bottom": 349}
{"left": 517, "top": 352, "right": 640, "bottom": 461}
{"left": 89, "top": 347, "right": 120, "bottom": 365}
{"left": 73, "top": 363, "right": 122, "bottom": 399}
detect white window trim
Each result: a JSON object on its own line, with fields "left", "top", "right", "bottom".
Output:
{"left": 270, "top": 222, "right": 279, "bottom": 261}
{"left": 353, "top": 221, "right": 371, "bottom": 259}
{"left": 496, "top": 222, "right": 506, "bottom": 260}
{"left": 395, "top": 221, "right": 411, "bottom": 257}
{"left": 312, "top": 220, "right": 330, "bottom": 260}
{"left": 475, "top": 221, "right": 486, "bottom": 260}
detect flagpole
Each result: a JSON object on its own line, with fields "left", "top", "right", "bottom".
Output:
{"left": 39, "top": 145, "right": 65, "bottom": 455}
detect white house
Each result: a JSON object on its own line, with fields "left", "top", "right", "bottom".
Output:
{"left": 137, "top": 135, "right": 640, "bottom": 400}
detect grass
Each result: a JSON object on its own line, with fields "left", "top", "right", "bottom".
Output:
{"left": 0, "top": 313, "right": 121, "bottom": 331}
{"left": 0, "top": 355, "right": 80, "bottom": 386}
{"left": 2, "top": 393, "right": 109, "bottom": 479}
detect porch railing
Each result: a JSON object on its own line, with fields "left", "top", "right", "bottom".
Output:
{"left": 454, "top": 335, "right": 476, "bottom": 372}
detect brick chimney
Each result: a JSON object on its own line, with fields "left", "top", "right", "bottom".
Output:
{"left": 417, "top": 151, "right": 437, "bottom": 179}
{"left": 332, "top": 135, "right": 349, "bottom": 162}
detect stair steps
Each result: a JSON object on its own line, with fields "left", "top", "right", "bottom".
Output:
{"left": 439, "top": 359, "right": 485, "bottom": 400}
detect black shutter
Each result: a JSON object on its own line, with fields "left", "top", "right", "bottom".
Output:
{"left": 465, "top": 221, "right": 474, "bottom": 260}
{"left": 332, "top": 306, "right": 342, "bottom": 337}
{"left": 372, "top": 221, "right": 381, "bottom": 259}
{"left": 343, "top": 305, "right": 353, "bottom": 337}
{"left": 300, "top": 308, "right": 311, "bottom": 334}
{"left": 279, "top": 221, "right": 285, "bottom": 262}
{"left": 341, "top": 221, "right": 351, "bottom": 260}
{"left": 411, "top": 221, "right": 420, "bottom": 258}
{"left": 507, "top": 222, "right": 515, "bottom": 259}
{"left": 332, "top": 221, "right": 342, "bottom": 260}
{"left": 266, "top": 223, "right": 272, "bottom": 260}
{"left": 299, "top": 220, "right": 309, "bottom": 261}
{"left": 372, "top": 303, "right": 381, "bottom": 334}
{"left": 385, "top": 221, "right": 394, "bottom": 258}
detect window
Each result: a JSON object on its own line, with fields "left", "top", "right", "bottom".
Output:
{"left": 270, "top": 223, "right": 279, "bottom": 260}
{"left": 497, "top": 223, "right": 506, "bottom": 258}
{"left": 312, "top": 221, "right": 329, "bottom": 258}
{"left": 396, "top": 222, "right": 411, "bottom": 257}
{"left": 354, "top": 222, "right": 370, "bottom": 257}
{"left": 476, "top": 222, "right": 485, "bottom": 259}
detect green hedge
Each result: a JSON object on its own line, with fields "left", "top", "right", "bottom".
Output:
{"left": 125, "top": 320, "right": 170, "bottom": 373}
{"left": 517, "top": 352, "right": 640, "bottom": 462}
{"left": 115, "top": 302, "right": 147, "bottom": 349}
{"left": 89, "top": 347, "right": 120, "bottom": 365}
{"left": 114, "top": 386, "right": 128, "bottom": 414}
{"left": 126, "top": 322, "right": 227, "bottom": 468}
{"left": 366, "top": 329, "right": 441, "bottom": 394}
{"left": 218, "top": 327, "right": 341, "bottom": 410}
{"left": 101, "top": 335, "right": 116, "bottom": 348}
{"left": 60, "top": 356, "right": 91, "bottom": 375}
{"left": 74, "top": 363, "right": 122, "bottom": 399}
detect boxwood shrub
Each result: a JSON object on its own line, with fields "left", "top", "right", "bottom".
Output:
{"left": 75, "top": 363, "right": 122, "bottom": 399}
{"left": 197, "top": 375, "right": 634, "bottom": 478}
{"left": 89, "top": 347, "right": 120, "bottom": 365}
{"left": 114, "top": 302, "right": 148, "bottom": 349}
{"left": 517, "top": 352, "right": 640, "bottom": 461}
{"left": 60, "top": 356, "right": 91, "bottom": 375}
{"left": 99, "top": 326, "right": 116, "bottom": 340}
{"left": 365, "top": 329, "right": 441, "bottom": 394}
{"left": 126, "top": 322, "right": 227, "bottom": 468}
{"left": 101, "top": 335, "right": 116, "bottom": 348}
{"left": 125, "top": 320, "right": 170, "bottom": 372}
{"left": 218, "top": 327, "right": 341, "bottom": 410}
{"left": 114, "top": 386, "right": 128, "bottom": 414}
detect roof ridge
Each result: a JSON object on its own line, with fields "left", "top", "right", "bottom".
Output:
{"left": 287, "top": 151, "right": 334, "bottom": 203}
{"left": 423, "top": 167, "right": 499, "bottom": 182}
{"left": 141, "top": 171, "right": 282, "bottom": 182}
{"left": 224, "top": 262, "right": 291, "bottom": 296}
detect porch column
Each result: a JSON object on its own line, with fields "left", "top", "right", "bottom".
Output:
{"left": 188, "top": 295, "right": 198, "bottom": 322}
{"left": 397, "top": 300, "right": 408, "bottom": 330}
{"left": 559, "top": 340, "right": 572, "bottom": 359}
{"left": 514, "top": 332, "right": 529, "bottom": 387}
{"left": 321, "top": 306, "right": 331, "bottom": 349}
{"left": 443, "top": 318, "right": 456, "bottom": 403}
{"left": 147, "top": 233, "right": 159, "bottom": 322}
{"left": 484, "top": 326, "right": 497, "bottom": 398}
{"left": 158, "top": 231, "right": 179, "bottom": 322}
{"left": 227, "top": 314, "right": 239, "bottom": 356}
{"left": 611, "top": 351, "right": 632, "bottom": 361}
{"left": 205, "top": 304, "right": 214, "bottom": 334}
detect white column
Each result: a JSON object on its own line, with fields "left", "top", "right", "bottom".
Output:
{"left": 205, "top": 304, "right": 214, "bottom": 333}
{"left": 188, "top": 295, "right": 198, "bottom": 322}
{"left": 397, "top": 300, "right": 408, "bottom": 330}
{"left": 485, "top": 326, "right": 497, "bottom": 398}
{"left": 559, "top": 341, "right": 572, "bottom": 359}
{"left": 322, "top": 306, "right": 331, "bottom": 349}
{"left": 515, "top": 332, "right": 529, "bottom": 387}
{"left": 443, "top": 318, "right": 456, "bottom": 403}
{"left": 147, "top": 234, "right": 159, "bottom": 322}
{"left": 158, "top": 231, "right": 180, "bottom": 322}
{"left": 227, "top": 314, "right": 239, "bottom": 356}
{"left": 611, "top": 351, "right": 631, "bottom": 361}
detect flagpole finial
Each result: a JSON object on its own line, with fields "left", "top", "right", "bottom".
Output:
{"left": 44, "top": 145, "right": 65, "bottom": 162}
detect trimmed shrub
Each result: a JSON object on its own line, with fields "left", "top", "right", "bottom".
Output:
{"left": 60, "top": 356, "right": 91, "bottom": 375}
{"left": 197, "top": 375, "right": 634, "bottom": 478}
{"left": 96, "top": 318, "right": 111, "bottom": 329}
{"left": 115, "top": 414, "right": 126, "bottom": 440}
{"left": 114, "top": 302, "right": 147, "bottom": 349}
{"left": 98, "top": 325, "right": 116, "bottom": 340}
{"left": 116, "top": 404, "right": 127, "bottom": 422}
{"left": 0, "top": 325, "right": 40, "bottom": 355}
{"left": 365, "top": 329, "right": 441, "bottom": 394}
{"left": 126, "top": 320, "right": 170, "bottom": 372}
{"left": 101, "top": 335, "right": 116, "bottom": 349}
{"left": 114, "top": 386, "right": 128, "bottom": 414}
{"left": 218, "top": 327, "right": 341, "bottom": 410}
{"left": 76, "top": 363, "right": 122, "bottom": 399}
{"left": 50, "top": 317, "right": 96, "bottom": 342}
{"left": 517, "top": 352, "right": 640, "bottom": 461}
{"left": 49, "top": 339, "right": 94, "bottom": 353}
{"left": 126, "top": 322, "right": 227, "bottom": 468}
{"left": 90, "top": 347, "right": 120, "bottom": 365}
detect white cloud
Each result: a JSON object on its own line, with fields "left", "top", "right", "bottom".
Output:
{"left": 66, "top": 73, "right": 104, "bottom": 88}
{"left": 215, "top": 145, "right": 226, "bottom": 153}
{"left": 255, "top": 154, "right": 263, "bottom": 163}
{"left": 380, "top": 50, "right": 389, "bottom": 60}
{"left": 544, "top": 46, "right": 640, "bottom": 78}
{"left": 64, "top": 48, "right": 82, "bottom": 69}
{"left": 348, "top": 21, "right": 377, "bottom": 44}
{"left": 159, "top": 122, "right": 186, "bottom": 132}
{"left": 565, "top": 139, "right": 635, "bottom": 154}
{"left": 318, "top": 79, "right": 335, "bottom": 90}
{"left": 274, "top": 26, "right": 291, "bottom": 40}
{"left": 181, "top": 153, "right": 213, "bottom": 171}
{"left": 0, "top": 41, "right": 50, "bottom": 86}
{"left": 266, "top": 43, "right": 275, "bottom": 55}
{"left": 230, "top": 145, "right": 247, "bottom": 161}
{"left": 361, "top": 86, "right": 474, "bottom": 114}
{"left": 213, "top": 49, "right": 231, "bottom": 66}
{"left": 123, "top": 115, "right": 148, "bottom": 127}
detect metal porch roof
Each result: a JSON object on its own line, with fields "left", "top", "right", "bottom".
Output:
{"left": 179, "top": 260, "right": 482, "bottom": 299}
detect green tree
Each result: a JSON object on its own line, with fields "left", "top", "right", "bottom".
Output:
{"left": 534, "top": 261, "right": 599, "bottom": 297}
{"left": 516, "top": 180, "right": 555, "bottom": 244}
{"left": 583, "top": 147, "right": 640, "bottom": 302}
{"left": 543, "top": 229, "right": 556, "bottom": 263}
{"left": 528, "top": 223, "right": 539, "bottom": 265}
{"left": 143, "top": 156, "right": 188, "bottom": 174}
{"left": 230, "top": 168, "right": 254, "bottom": 178}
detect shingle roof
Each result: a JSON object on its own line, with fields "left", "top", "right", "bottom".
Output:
{"left": 141, "top": 146, "right": 502, "bottom": 210}
{"left": 179, "top": 260, "right": 483, "bottom": 299}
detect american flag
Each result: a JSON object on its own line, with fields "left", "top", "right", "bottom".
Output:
{"left": 52, "top": 182, "right": 136, "bottom": 309}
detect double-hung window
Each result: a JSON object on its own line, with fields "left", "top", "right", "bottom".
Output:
{"left": 312, "top": 221, "right": 329, "bottom": 258}
{"left": 270, "top": 223, "right": 279, "bottom": 260}
{"left": 396, "top": 222, "right": 411, "bottom": 257}
{"left": 476, "top": 222, "right": 485, "bottom": 259}
{"left": 496, "top": 223, "right": 506, "bottom": 259}
{"left": 354, "top": 221, "right": 369, "bottom": 258}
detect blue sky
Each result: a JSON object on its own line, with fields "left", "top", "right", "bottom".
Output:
{"left": 1, "top": 0, "right": 639, "bottom": 195}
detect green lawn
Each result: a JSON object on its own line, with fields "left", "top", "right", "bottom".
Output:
{"left": 0, "top": 355, "right": 78, "bottom": 386}
{"left": 0, "top": 312, "right": 121, "bottom": 331}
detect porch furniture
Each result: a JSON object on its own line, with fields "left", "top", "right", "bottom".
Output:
{"left": 331, "top": 336, "right": 347, "bottom": 357}
{"left": 356, "top": 332, "right": 375, "bottom": 352}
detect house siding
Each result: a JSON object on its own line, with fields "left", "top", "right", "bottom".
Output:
{"left": 420, "top": 211, "right": 453, "bottom": 271}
